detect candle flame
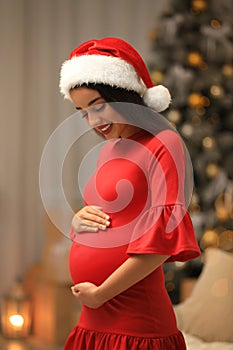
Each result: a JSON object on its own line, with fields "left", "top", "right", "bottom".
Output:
{"left": 9, "top": 314, "right": 24, "bottom": 328}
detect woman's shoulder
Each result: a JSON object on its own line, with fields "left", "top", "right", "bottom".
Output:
{"left": 141, "top": 128, "right": 183, "bottom": 153}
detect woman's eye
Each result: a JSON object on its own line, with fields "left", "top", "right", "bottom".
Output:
{"left": 78, "top": 102, "right": 106, "bottom": 119}
{"left": 92, "top": 103, "right": 106, "bottom": 112}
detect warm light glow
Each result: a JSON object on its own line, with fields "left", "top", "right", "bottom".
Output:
{"left": 9, "top": 314, "right": 24, "bottom": 328}
{"left": 202, "top": 136, "right": 215, "bottom": 149}
{"left": 187, "top": 52, "right": 204, "bottom": 67}
{"left": 222, "top": 64, "right": 233, "bottom": 77}
{"left": 1, "top": 283, "right": 32, "bottom": 338}
{"left": 200, "top": 229, "right": 219, "bottom": 250}
{"left": 206, "top": 163, "right": 219, "bottom": 178}
{"left": 151, "top": 70, "right": 164, "bottom": 84}
{"left": 188, "top": 92, "right": 209, "bottom": 108}
{"left": 211, "top": 19, "right": 221, "bottom": 29}
{"left": 191, "top": 0, "right": 207, "bottom": 13}
{"left": 210, "top": 84, "right": 223, "bottom": 98}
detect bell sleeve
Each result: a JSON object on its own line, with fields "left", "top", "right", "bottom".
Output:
{"left": 127, "top": 130, "right": 201, "bottom": 262}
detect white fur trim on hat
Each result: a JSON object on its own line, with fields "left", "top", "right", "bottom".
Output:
{"left": 143, "top": 85, "right": 171, "bottom": 112}
{"left": 59, "top": 55, "right": 146, "bottom": 100}
{"left": 59, "top": 54, "right": 171, "bottom": 112}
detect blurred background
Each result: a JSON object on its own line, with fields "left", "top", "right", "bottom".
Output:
{"left": 0, "top": 0, "right": 232, "bottom": 348}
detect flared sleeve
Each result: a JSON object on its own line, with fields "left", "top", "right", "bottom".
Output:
{"left": 127, "top": 130, "right": 201, "bottom": 262}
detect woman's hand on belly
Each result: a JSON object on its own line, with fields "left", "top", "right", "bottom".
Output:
{"left": 72, "top": 205, "right": 111, "bottom": 233}
{"left": 71, "top": 282, "right": 104, "bottom": 309}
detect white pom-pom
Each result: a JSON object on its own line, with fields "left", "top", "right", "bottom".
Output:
{"left": 142, "top": 85, "right": 171, "bottom": 112}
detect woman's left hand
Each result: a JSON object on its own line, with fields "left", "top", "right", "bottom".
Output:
{"left": 71, "top": 282, "right": 105, "bottom": 309}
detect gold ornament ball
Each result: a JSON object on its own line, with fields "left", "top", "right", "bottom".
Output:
{"left": 187, "top": 52, "right": 204, "bottom": 67}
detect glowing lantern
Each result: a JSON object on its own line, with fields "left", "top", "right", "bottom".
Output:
{"left": 1, "top": 282, "right": 32, "bottom": 339}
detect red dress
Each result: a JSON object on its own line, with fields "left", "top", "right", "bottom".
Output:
{"left": 65, "top": 129, "right": 200, "bottom": 350}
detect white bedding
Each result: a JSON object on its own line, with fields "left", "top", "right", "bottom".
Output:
{"left": 174, "top": 250, "right": 233, "bottom": 348}
{"left": 184, "top": 332, "right": 233, "bottom": 350}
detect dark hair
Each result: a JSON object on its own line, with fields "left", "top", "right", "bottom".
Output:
{"left": 79, "top": 83, "right": 145, "bottom": 106}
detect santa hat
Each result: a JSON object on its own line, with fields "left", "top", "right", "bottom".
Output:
{"left": 59, "top": 37, "right": 171, "bottom": 112}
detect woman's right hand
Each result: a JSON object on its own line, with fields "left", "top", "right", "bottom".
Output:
{"left": 71, "top": 205, "right": 111, "bottom": 233}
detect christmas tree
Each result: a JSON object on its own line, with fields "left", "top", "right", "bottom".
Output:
{"left": 148, "top": 0, "right": 233, "bottom": 302}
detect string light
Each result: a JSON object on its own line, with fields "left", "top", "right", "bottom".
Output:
{"left": 202, "top": 136, "right": 215, "bottom": 150}
{"left": 166, "top": 109, "right": 182, "bottom": 124}
{"left": 210, "top": 85, "right": 224, "bottom": 98}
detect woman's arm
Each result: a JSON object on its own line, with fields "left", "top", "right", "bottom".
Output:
{"left": 71, "top": 253, "right": 169, "bottom": 308}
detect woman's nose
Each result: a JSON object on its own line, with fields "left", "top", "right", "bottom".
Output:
{"left": 87, "top": 111, "right": 102, "bottom": 128}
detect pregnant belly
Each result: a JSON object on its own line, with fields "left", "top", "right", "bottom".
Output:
{"left": 69, "top": 242, "right": 128, "bottom": 285}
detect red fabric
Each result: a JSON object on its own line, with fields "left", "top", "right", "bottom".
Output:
{"left": 65, "top": 327, "right": 186, "bottom": 350}
{"left": 65, "top": 130, "right": 200, "bottom": 349}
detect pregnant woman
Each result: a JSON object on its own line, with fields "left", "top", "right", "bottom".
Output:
{"left": 59, "top": 37, "right": 200, "bottom": 350}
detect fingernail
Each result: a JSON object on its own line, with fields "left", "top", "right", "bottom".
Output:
{"left": 90, "top": 227, "right": 98, "bottom": 232}
{"left": 106, "top": 221, "right": 110, "bottom": 226}
{"left": 105, "top": 215, "right": 110, "bottom": 220}
{"left": 100, "top": 225, "right": 106, "bottom": 230}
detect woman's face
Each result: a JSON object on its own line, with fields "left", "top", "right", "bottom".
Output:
{"left": 70, "top": 87, "right": 140, "bottom": 139}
